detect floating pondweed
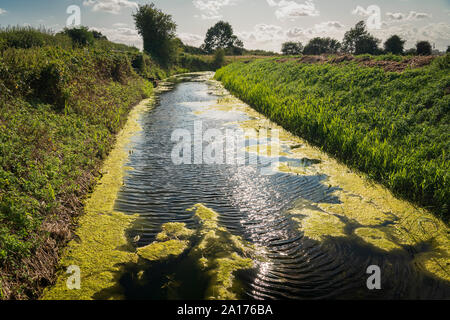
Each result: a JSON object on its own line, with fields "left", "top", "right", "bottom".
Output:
{"left": 155, "top": 222, "right": 196, "bottom": 241}
{"left": 137, "top": 240, "right": 191, "bottom": 261}
{"left": 138, "top": 222, "right": 194, "bottom": 261}
{"left": 187, "top": 204, "right": 256, "bottom": 300}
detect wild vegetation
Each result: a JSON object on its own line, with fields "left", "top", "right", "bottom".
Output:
{"left": 201, "top": 21, "right": 244, "bottom": 55}
{"left": 1, "top": 0, "right": 447, "bottom": 301}
{"left": 0, "top": 26, "right": 161, "bottom": 299}
{"left": 0, "top": 18, "right": 233, "bottom": 298}
{"left": 215, "top": 55, "right": 450, "bottom": 221}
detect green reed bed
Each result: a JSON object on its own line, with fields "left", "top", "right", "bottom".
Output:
{"left": 215, "top": 55, "right": 449, "bottom": 220}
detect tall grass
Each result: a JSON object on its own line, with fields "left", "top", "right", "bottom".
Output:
{"left": 0, "top": 26, "right": 72, "bottom": 50}
{"left": 0, "top": 28, "right": 156, "bottom": 299}
{"left": 215, "top": 55, "right": 450, "bottom": 220}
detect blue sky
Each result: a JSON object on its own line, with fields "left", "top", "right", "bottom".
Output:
{"left": 0, "top": 0, "right": 449, "bottom": 51}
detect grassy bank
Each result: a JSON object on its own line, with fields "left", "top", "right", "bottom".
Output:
{"left": 0, "top": 28, "right": 182, "bottom": 299}
{"left": 215, "top": 55, "right": 449, "bottom": 220}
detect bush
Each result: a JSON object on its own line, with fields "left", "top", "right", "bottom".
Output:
{"left": 0, "top": 26, "right": 70, "bottom": 49}
{"left": 0, "top": 38, "right": 6, "bottom": 51}
{"left": 281, "top": 41, "right": 303, "bottom": 55}
{"left": 384, "top": 35, "right": 406, "bottom": 55}
{"left": 303, "top": 37, "right": 340, "bottom": 55}
{"left": 416, "top": 41, "right": 432, "bottom": 56}
{"left": 213, "top": 49, "right": 226, "bottom": 69}
{"left": 179, "top": 53, "right": 214, "bottom": 71}
{"left": 59, "top": 26, "right": 95, "bottom": 48}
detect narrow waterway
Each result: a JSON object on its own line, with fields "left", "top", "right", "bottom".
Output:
{"left": 108, "top": 72, "right": 449, "bottom": 300}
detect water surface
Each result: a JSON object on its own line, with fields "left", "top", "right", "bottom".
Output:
{"left": 113, "top": 72, "right": 450, "bottom": 300}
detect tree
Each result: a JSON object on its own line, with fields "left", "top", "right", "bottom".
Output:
{"left": 213, "top": 48, "right": 226, "bottom": 69}
{"left": 343, "top": 21, "right": 380, "bottom": 55}
{"left": 447, "top": 46, "right": 450, "bottom": 53}
{"left": 416, "top": 41, "right": 432, "bottom": 56}
{"left": 281, "top": 42, "right": 303, "bottom": 55}
{"left": 201, "top": 21, "right": 243, "bottom": 54}
{"left": 133, "top": 3, "right": 177, "bottom": 65}
{"left": 91, "top": 30, "right": 107, "bottom": 40}
{"left": 60, "top": 26, "right": 94, "bottom": 47}
{"left": 229, "top": 37, "right": 244, "bottom": 55}
{"left": 355, "top": 35, "right": 380, "bottom": 55}
{"left": 303, "top": 37, "right": 340, "bottom": 55}
{"left": 384, "top": 35, "right": 405, "bottom": 55}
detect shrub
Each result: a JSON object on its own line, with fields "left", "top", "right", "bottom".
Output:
{"left": 213, "top": 49, "right": 226, "bottom": 69}
{"left": 281, "top": 41, "right": 303, "bottom": 55}
{"left": 0, "top": 26, "right": 69, "bottom": 49}
{"left": 384, "top": 35, "right": 406, "bottom": 55}
{"left": 416, "top": 41, "right": 432, "bottom": 56}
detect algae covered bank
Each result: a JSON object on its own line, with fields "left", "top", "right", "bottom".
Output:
{"left": 44, "top": 72, "right": 449, "bottom": 300}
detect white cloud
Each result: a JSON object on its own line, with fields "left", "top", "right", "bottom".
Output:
{"left": 237, "top": 24, "right": 285, "bottom": 51}
{"left": 267, "top": 0, "right": 319, "bottom": 20}
{"left": 351, "top": 5, "right": 372, "bottom": 17}
{"left": 386, "top": 12, "right": 405, "bottom": 21}
{"left": 193, "top": 0, "right": 237, "bottom": 20}
{"left": 91, "top": 26, "right": 142, "bottom": 49}
{"left": 239, "top": 24, "right": 285, "bottom": 42}
{"left": 83, "top": 0, "right": 138, "bottom": 15}
{"left": 372, "top": 22, "right": 449, "bottom": 50}
{"left": 178, "top": 33, "right": 204, "bottom": 47}
{"left": 386, "top": 11, "right": 432, "bottom": 21}
{"left": 0, "top": 8, "right": 7, "bottom": 15}
{"left": 286, "top": 21, "right": 344, "bottom": 39}
{"left": 237, "top": 21, "right": 343, "bottom": 52}
{"left": 113, "top": 22, "right": 129, "bottom": 27}
{"left": 406, "top": 11, "right": 432, "bottom": 20}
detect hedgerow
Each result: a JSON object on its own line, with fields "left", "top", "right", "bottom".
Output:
{"left": 0, "top": 30, "right": 154, "bottom": 299}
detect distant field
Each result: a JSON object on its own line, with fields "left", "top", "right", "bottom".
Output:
{"left": 215, "top": 55, "right": 450, "bottom": 219}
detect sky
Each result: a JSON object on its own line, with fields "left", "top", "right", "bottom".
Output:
{"left": 0, "top": 0, "right": 449, "bottom": 52}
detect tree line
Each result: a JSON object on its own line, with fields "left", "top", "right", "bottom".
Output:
{"left": 281, "top": 21, "right": 444, "bottom": 56}
{"left": 58, "top": 3, "right": 448, "bottom": 67}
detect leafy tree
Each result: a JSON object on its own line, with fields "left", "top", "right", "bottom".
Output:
{"left": 60, "top": 26, "right": 94, "bottom": 47}
{"left": 201, "top": 21, "right": 243, "bottom": 54}
{"left": 384, "top": 35, "right": 406, "bottom": 55}
{"left": 133, "top": 3, "right": 177, "bottom": 65}
{"left": 355, "top": 36, "right": 380, "bottom": 55}
{"left": 343, "top": 21, "right": 380, "bottom": 55}
{"left": 228, "top": 37, "right": 244, "bottom": 55}
{"left": 447, "top": 46, "right": 450, "bottom": 53}
{"left": 281, "top": 41, "right": 303, "bottom": 55}
{"left": 416, "top": 41, "right": 432, "bottom": 56}
{"left": 91, "top": 30, "right": 107, "bottom": 40}
{"left": 303, "top": 37, "right": 340, "bottom": 55}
